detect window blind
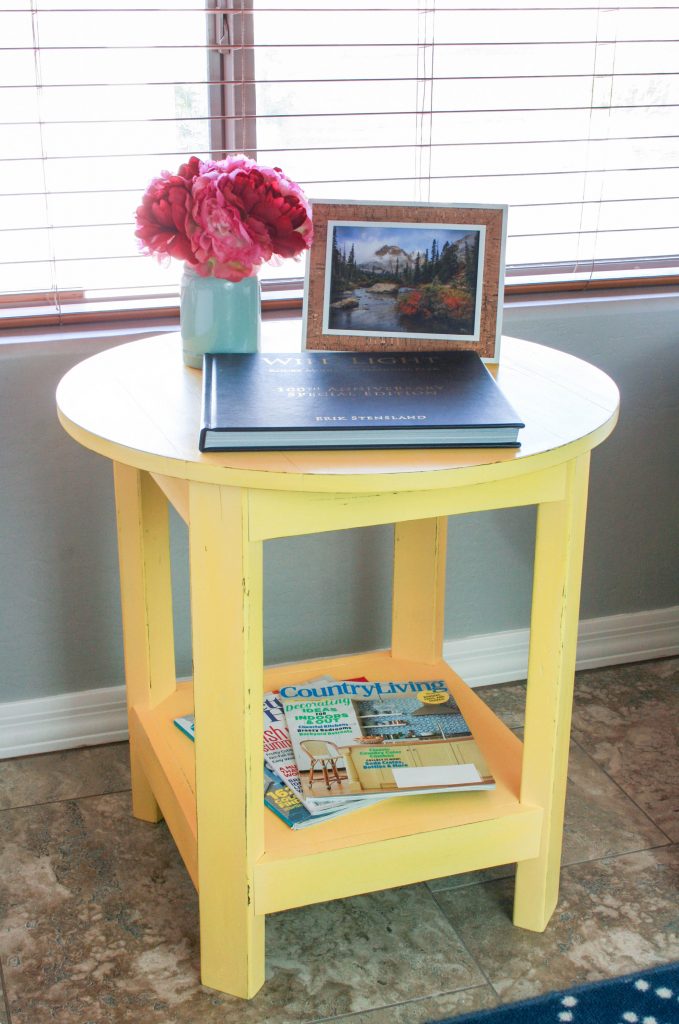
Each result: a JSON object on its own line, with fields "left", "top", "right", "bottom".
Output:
{"left": 2, "top": 0, "right": 678, "bottom": 325}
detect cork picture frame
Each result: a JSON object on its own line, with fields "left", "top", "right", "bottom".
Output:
{"left": 302, "top": 199, "right": 507, "bottom": 362}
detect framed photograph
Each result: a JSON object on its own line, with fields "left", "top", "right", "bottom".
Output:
{"left": 303, "top": 200, "right": 507, "bottom": 361}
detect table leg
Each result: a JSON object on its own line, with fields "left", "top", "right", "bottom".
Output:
{"left": 391, "top": 516, "right": 448, "bottom": 664}
{"left": 113, "top": 463, "right": 176, "bottom": 823}
{"left": 188, "top": 482, "right": 265, "bottom": 999}
{"left": 514, "top": 453, "right": 590, "bottom": 931}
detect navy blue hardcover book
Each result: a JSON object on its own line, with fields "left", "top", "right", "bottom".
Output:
{"left": 199, "top": 349, "right": 524, "bottom": 452}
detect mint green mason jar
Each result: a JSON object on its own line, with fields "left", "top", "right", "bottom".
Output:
{"left": 180, "top": 264, "right": 261, "bottom": 368}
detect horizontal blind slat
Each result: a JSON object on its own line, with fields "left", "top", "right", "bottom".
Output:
{"left": 2, "top": 1, "right": 678, "bottom": 317}
{"left": 4, "top": 38, "right": 679, "bottom": 49}
{"left": 4, "top": 71, "right": 679, "bottom": 87}
{"left": 5, "top": 94, "right": 679, "bottom": 126}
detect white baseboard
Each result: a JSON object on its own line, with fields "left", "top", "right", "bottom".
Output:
{"left": 444, "top": 604, "right": 679, "bottom": 686}
{"left": 1, "top": 685, "right": 129, "bottom": 760}
{"left": 2, "top": 605, "right": 677, "bottom": 760}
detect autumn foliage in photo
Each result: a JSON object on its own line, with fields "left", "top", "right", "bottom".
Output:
{"left": 397, "top": 282, "right": 474, "bottom": 323}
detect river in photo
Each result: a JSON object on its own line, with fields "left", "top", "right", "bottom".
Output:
{"left": 328, "top": 287, "right": 473, "bottom": 336}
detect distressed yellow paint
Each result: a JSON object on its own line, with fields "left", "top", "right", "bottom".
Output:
{"left": 124, "top": 657, "right": 536, "bottom": 915}
{"left": 129, "top": 705, "right": 198, "bottom": 886}
{"left": 255, "top": 808, "right": 542, "bottom": 913}
{"left": 188, "top": 482, "right": 265, "bottom": 998}
{"left": 58, "top": 334, "right": 620, "bottom": 1000}
{"left": 392, "top": 517, "right": 447, "bottom": 664}
{"left": 113, "top": 463, "right": 176, "bottom": 822}
{"left": 514, "top": 453, "right": 591, "bottom": 931}
{"left": 247, "top": 464, "right": 566, "bottom": 541}
{"left": 150, "top": 472, "right": 189, "bottom": 523}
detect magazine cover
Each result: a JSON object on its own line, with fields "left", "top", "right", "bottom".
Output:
{"left": 263, "top": 764, "right": 323, "bottom": 830}
{"left": 263, "top": 686, "right": 376, "bottom": 814}
{"left": 174, "top": 714, "right": 195, "bottom": 740}
{"left": 280, "top": 679, "right": 495, "bottom": 801}
{"left": 173, "top": 714, "right": 321, "bottom": 829}
{"left": 177, "top": 699, "right": 325, "bottom": 807}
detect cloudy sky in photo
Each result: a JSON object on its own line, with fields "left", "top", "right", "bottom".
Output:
{"left": 331, "top": 221, "right": 477, "bottom": 264}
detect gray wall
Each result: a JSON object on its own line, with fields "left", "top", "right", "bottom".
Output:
{"left": 449, "top": 291, "right": 679, "bottom": 637}
{"left": 1, "top": 291, "right": 678, "bottom": 705}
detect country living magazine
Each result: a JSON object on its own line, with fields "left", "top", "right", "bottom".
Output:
{"left": 279, "top": 678, "right": 495, "bottom": 802}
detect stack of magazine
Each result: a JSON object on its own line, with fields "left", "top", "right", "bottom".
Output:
{"left": 174, "top": 675, "right": 495, "bottom": 830}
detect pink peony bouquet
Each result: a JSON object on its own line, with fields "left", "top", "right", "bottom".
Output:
{"left": 135, "top": 155, "right": 313, "bottom": 283}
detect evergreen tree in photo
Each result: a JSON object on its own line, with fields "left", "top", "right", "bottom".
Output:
{"left": 465, "top": 235, "right": 479, "bottom": 294}
{"left": 439, "top": 240, "right": 458, "bottom": 283}
{"left": 330, "top": 232, "right": 357, "bottom": 295}
{"left": 348, "top": 243, "right": 356, "bottom": 281}
{"left": 422, "top": 247, "right": 431, "bottom": 283}
{"left": 430, "top": 237, "right": 439, "bottom": 279}
{"left": 331, "top": 232, "right": 343, "bottom": 296}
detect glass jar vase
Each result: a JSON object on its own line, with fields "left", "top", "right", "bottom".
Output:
{"left": 180, "top": 264, "right": 261, "bottom": 368}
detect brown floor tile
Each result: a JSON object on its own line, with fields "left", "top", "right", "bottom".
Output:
{"left": 429, "top": 658, "right": 677, "bottom": 893}
{"left": 0, "top": 792, "right": 484, "bottom": 1024}
{"left": 560, "top": 738, "right": 670, "bottom": 861}
{"left": 473, "top": 681, "right": 526, "bottom": 732}
{"left": 323, "top": 985, "right": 498, "bottom": 1024}
{"left": 428, "top": 732, "right": 670, "bottom": 893}
{"left": 571, "top": 659, "right": 679, "bottom": 841}
{"left": 0, "top": 743, "right": 130, "bottom": 811}
{"left": 433, "top": 845, "right": 679, "bottom": 1004}
{"left": 0, "top": 976, "right": 7, "bottom": 1024}
{"left": 427, "top": 864, "right": 514, "bottom": 895}
{"left": 1, "top": 658, "right": 676, "bottom": 1023}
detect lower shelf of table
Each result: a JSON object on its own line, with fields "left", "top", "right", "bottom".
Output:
{"left": 130, "top": 649, "right": 543, "bottom": 915}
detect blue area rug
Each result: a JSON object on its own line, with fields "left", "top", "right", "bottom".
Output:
{"left": 430, "top": 962, "right": 679, "bottom": 1024}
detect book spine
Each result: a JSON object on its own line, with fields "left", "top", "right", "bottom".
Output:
{"left": 198, "top": 354, "right": 214, "bottom": 452}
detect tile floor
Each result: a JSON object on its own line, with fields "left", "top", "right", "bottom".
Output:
{"left": 0, "top": 658, "right": 677, "bottom": 1024}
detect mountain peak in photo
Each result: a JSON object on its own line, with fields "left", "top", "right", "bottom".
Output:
{"left": 360, "top": 244, "right": 415, "bottom": 274}
{"left": 374, "top": 244, "right": 409, "bottom": 258}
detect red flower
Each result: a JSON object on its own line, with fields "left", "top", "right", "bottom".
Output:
{"left": 188, "top": 168, "right": 274, "bottom": 282}
{"left": 233, "top": 162, "right": 313, "bottom": 259}
{"left": 135, "top": 154, "right": 313, "bottom": 279}
{"left": 195, "top": 157, "right": 313, "bottom": 266}
{"left": 134, "top": 156, "right": 201, "bottom": 264}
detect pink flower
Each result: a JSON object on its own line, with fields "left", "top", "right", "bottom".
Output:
{"left": 135, "top": 154, "right": 313, "bottom": 279}
{"left": 200, "top": 157, "right": 313, "bottom": 261}
{"left": 134, "top": 156, "right": 201, "bottom": 264}
{"left": 187, "top": 165, "right": 274, "bottom": 282}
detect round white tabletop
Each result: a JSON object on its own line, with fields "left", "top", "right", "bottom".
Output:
{"left": 56, "top": 332, "right": 619, "bottom": 493}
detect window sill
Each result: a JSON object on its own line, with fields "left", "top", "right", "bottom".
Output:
{"left": 1, "top": 281, "right": 678, "bottom": 347}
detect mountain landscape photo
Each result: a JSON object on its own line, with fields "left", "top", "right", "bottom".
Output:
{"left": 326, "top": 222, "right": 482, "bottom": 338}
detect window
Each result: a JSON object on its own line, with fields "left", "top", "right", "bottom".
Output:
{"left": 2, "top": 0, "right": 212, "bottom": 319}
{"left": 2, "top": 0, "right": 678, "bottom": 327}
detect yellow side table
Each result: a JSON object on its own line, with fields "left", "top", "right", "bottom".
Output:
{"left": 56, "top": 333, "right": 619, "bottom": 999}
